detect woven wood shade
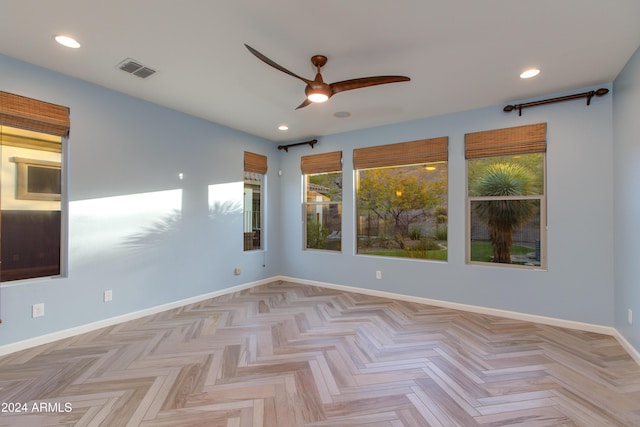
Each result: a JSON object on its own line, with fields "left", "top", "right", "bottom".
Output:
{"left": 301, "top": 151, "right": 342, "bottom": 174}
{"left": 244, "top": 151, "right": 268, "bottom": 174}
{"left": 353, "top": 137, "right": 448, "bottom": 170}
{"left": 465, "top": 123, "right": 546, "bottom": 159}
{"left": 0, "top": 91, "right": 70, "bottom": 136}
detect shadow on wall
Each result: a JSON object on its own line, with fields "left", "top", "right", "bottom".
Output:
{"left": 123, "top": 199, "right": 242, "bottom": 253}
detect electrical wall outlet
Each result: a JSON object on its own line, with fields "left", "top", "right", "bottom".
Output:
{"left": 628, "top": 308, "right": 633, "bottom": 325}
{"left": 376, "top": 270, "right": 382, "bottom": 280}
{"left": 104, "top": 290, "right": 113, "bottom": 302}
{"left": 234, "top": 268, "right": 241, "bottom": 275}
{"left": 32, "top": 303, "right": 45, "bottom": 318}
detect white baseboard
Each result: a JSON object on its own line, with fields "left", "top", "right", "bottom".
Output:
{"left": 0, "top": 277, "right": 274, "bottom": 357}
{"left": 2, "top": 275, "right": 639, "bottom": 366}
{"left": 611, "top": 329, "right": 640, "bottom": 365}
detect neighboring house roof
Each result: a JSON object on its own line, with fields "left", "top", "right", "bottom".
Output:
{"left": 309, "top": 183, "right": 330, "bottom": 193}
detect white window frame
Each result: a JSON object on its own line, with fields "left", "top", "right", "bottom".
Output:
{"left": 466, "top": 154, "right": 547, "bottom": 269}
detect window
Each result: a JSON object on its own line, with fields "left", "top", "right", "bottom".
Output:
{"left": 465, "top": 123, "right": 546, "bottom": 268}
{"left": 0, "top": 91, "right": 69, "bottom": 282}
{"left": 244, "top": 151, "right": 266, "bottom": 251}
{"left": 302, "top": 151, "right": 342, "bottom": 251}
{"left": 13, "top": 157, "right": 62, "bottom": 201}
{"left": 354, "top": 137, "right": 448, "bottom": 260}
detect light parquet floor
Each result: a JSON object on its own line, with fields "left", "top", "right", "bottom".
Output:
{"left": 1, "top": 281, "right": 639, "bottom": 426}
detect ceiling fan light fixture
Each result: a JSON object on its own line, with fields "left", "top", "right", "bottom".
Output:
{"left": 305, "top": 83, "right": 331, "bottom": 103}
{"left": 307, "top": 92, "right": 329, "bottom": 103}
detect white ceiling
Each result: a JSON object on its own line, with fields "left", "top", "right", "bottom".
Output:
{"left": 1, "top": 0, "right": 639, "bottom": 143}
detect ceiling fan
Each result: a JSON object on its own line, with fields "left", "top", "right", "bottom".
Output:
{"left": 245, "top": 44, "right": 411, "bottom": 109}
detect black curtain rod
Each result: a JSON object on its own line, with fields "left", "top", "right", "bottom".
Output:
{"left": 278, "top": 139, "right": 318, "bottom": 152}
{"left": 503, "top": 88, "right": 609, "bottom": 116}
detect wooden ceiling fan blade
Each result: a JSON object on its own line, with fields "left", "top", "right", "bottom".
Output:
{"left": 295, "top": 98, "right": 312, "bottom": 109}
{"left": 244, "top": 44, "right": 311, "bottom": 83}
{"left": 330, "top": 76, "right": 410, "bottom": 95}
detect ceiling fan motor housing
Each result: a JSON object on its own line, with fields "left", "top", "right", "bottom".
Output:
{"left": 305, "top": 80, "right": 332, "bottom": 102}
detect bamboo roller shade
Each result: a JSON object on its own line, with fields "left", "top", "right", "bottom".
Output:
{"left": 301, "top": 151, "right": 342, "bottom": 174}
{"left": 353, "top": 137, "right": 448, "bottom": 170}
{"left": 465, "top": 123, "right": 546, "bottom": 159}
{"left": 0, "top": 91, "right": 70, "bottom": 136}
{"left": 244, "top": 151, "right": 268, "bottom": 174}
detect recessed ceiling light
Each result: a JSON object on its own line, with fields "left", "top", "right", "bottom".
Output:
{"left": 278, "top": 125, "right": 289, "bottom": 131}
{"left": 520, "top": 68, "right": 540, "bottom": 79}
{"left": 54, "top": 35, "right": 81, "bottom": 49}
{"left": 334, "top": 111, "right": 351, "bottom": 118}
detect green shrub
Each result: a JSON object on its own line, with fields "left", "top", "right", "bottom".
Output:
{"left": 408, "top": 226, "right": 422, "bottom": 240}
{"left": 307, "top": 220, "right": 328, "bottom": 249}
{"left": 434, "top": 224, "right": 448, "bottom": 241}
{"left": 418, "top": 237, "right": 440, "bottom": 251}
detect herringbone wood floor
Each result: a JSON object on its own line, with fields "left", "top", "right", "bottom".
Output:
{"left": 0, "top": 281, "right": 639, "bottom": 426}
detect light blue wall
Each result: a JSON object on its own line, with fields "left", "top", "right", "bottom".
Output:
{"left": 280, "top": 85, "right": 615, "bottom": 326}
{"left": 0, "top": 54, "right": 281, "bottom": 346}
{"left": 613, "top": 45, "right": 640, "bottom": 351}
{"left": 0, "top": 50, "right": 625, "bottom": 350}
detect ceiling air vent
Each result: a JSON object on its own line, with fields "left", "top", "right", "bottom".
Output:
{"left": 116, "top": 58, "right": 157, "bottom": 79}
